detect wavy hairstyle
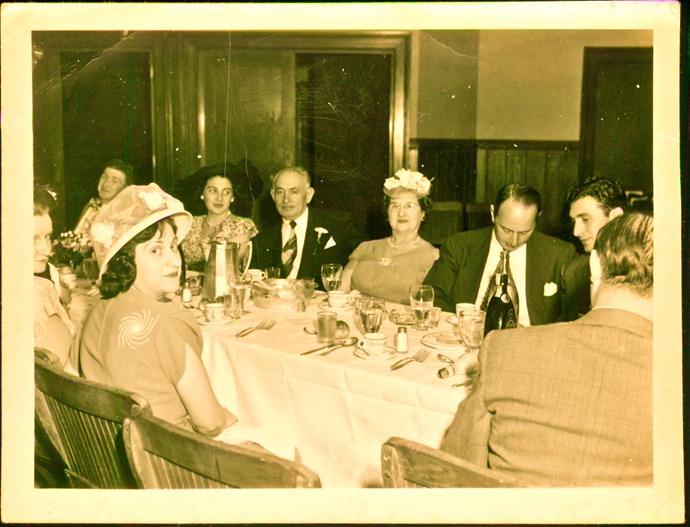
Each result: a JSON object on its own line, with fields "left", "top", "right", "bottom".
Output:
{"left": 594, "top": 212, "right": 653, "bottom": 297}
{"left": 99, "top": 218, "right": 178, "bottom": 299}
{"left": 565, "top": 176, "right": 627, "bottom": 215}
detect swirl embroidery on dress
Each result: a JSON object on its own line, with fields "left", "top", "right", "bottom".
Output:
{"left": 118, "top": 310, "right": 159, "bottom": 349}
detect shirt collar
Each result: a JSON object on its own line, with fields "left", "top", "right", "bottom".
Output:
{"left": 282, "top": 208, "right": 309, "bottom": 230}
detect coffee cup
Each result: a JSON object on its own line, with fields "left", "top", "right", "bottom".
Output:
{"left": 328, "top": 290, "right": 348, "bottom": 308}
{"left": 204, "top": 302, "right": 225, "bottom": 323}
{"left": 244, "top": 269, "right": 267, "bottom": 282}
{"left": 362, "top": 332, "right": 387, "bottom": 356}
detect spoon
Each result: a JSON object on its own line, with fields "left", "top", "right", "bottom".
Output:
{"left": 303, "top": 326, "right": 317, "bottom": 335}
{"left": 319, "top": 336, "right": 359, "bottom": 356}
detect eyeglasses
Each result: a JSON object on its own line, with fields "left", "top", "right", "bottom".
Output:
{"left": 389, "top": 202, "right": 420, "bottom": 212}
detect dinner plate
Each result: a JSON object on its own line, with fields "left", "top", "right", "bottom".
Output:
{"left": 421, "top": 332, "right": 467, "bottom": 351}
{"left": 198, "top": 316, "right": 233, "bottom": 327}
{"left": 318, "top": 301, "right": 353, "bottom": 311}
{"left": 353, "top": 346, "right": 398, "bottom": 361}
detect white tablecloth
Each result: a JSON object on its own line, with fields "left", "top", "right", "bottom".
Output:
{"left": 201, "top": 293, "right": 471, "bottom": 487}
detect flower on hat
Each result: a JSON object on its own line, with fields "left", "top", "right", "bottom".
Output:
{"left": 138, "top": 191, "right": 166, "bottom": 211}
{"left": 91, "top": 222, "right": 116, "bottom": 249}
{"left": 384, "top": 169, "right": 432, "bottom": 197}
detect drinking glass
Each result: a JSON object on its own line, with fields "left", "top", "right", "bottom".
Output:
{"left": 82, "top": 257, "right": 100, "bottom": 293}
{"left": 321, "top": 263, "right": 343, "bottom": 292}
{"left": 265, "top": 266, "right": 282, "bottom": 279}
{"left": 233, "top": 277, "right": 252, "bottom": 314}
{"left": 359, "top": 298, "right": 384, "bottom": 333}
{"left": 409, "top": 284, "right": 434, "bottom": 330}
{"left": 458, "top": 308, "right": 486, "bottom": 354}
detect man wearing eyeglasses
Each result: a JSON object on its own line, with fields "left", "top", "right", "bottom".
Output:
{"left": 423, "top": 183, "right": 576, "bottom": 326}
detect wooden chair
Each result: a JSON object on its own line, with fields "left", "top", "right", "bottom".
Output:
{"left": 34, "top": 357, "right": 151, "bottom": 488}
{"left": 123, "top": 414, "right": 322, "bottom": 489}
{"left": 381, "top": 437, "right": 520, "bottom": 488}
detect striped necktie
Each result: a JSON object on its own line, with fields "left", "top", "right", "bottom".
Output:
{"left": 281, "top": 220, "right": 297, "bottom": 278}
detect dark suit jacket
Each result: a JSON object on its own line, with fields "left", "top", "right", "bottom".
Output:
{"left": 559, "top": 254, "right": 591, "bottom": 322}
{"left": 422, "top": 227, "right": 576, "bottom": 325}
{"left": 251, "top": 207, "right": 365, "bottom": 290}
{"left": 440, "top": 309, "right": 653, "bottom": 487}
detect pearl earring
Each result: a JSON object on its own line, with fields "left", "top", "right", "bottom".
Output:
{"left": 201, "top": 195, "right": 204, "bottom": 200}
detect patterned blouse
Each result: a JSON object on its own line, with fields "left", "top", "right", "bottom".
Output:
{"left": 74, "top": 198, "right": 102, "bottom": 235}
{"left": 181, "top": 214, "right": 259, "bottom": 271}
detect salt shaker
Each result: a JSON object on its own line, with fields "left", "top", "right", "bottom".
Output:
{"left": 394, "top": 327, "right": 408, "bottom": 353}
{"left": 182, "top": 279, "right": 193, "bottom": 304}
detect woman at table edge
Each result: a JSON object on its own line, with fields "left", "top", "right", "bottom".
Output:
{"left": 69, "top": 182, "right": 237, "bottom": 437}
{"left": 34, "top": 183, "right": 75, "bottom": 366}
{"left": 181, "top": 170, "right": 258, "bottom": 272}
{"left": 338, "top": 169, "right": 439, "bottom": 305}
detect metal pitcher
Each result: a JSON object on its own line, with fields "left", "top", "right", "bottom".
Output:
{"left": 201, "top": 239, "right": 252, "bottom": 302}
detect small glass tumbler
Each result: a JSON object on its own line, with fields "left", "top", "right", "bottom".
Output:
{"left": 223, "top": 288, "right": 242, "bottom": 319}
{"left": 316, "top": 311, "right": 337, "bottom": 344}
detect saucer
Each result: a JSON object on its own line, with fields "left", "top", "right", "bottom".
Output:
{"left": 353, "top": 346, "right": 397, "bottom": 360}
{"left": 318, "top": 300, "right": 353, "bottom": 311}
{"left": 198, "top": 316, "right": 233, "bottom": 327}
{"left": 446, "top": 315, "right": 458, "bottom": 325}
{"left": 421, "top": 332, "right": 467, "bottom": 351}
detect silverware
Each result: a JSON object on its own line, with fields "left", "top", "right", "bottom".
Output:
{"left": 437, "top": 353, "right": 454, "bottom": 364}
{"left": 235, "top": 319, "right": 276, "bottom": 338}
{"left": 301, "top": 336, "right": 357, "bottom": 356}
{"left": 390, "top": 348, "right": 430, "bottom": 371}
{"left": 319, "top": 336, "right": 358, "bottom": 356}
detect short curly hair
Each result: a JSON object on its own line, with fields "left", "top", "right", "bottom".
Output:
{"left": 594, "top": 212, "right": 653, "bottom": 297}
{"left": 99, "top": 218, "right": 177, "bottom": 299}
{"left": 566, "top": 177, "right": 627, "bottom": 215}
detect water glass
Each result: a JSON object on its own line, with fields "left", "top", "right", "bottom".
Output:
{"left": 359, "top": 299, "right": 384, "bottom": 333}
{"left": 458, "top": 308, "right": 486, "bottom": 354}
{"left": 409, "top": 284, "right": 434, "bottom": 330}
{"left": 316, "top": 311, "right": 337, "bottom": 344}
{"left": 223, "top": 289, "right": 242, "bottom": 319}
{"left": 321, "top": 263, "right": 343, "bottom": 292}
{"left": 233, "top": 278, "right": 252, "bottom": 314}
{"left": 265, "top": 267, "right": 282, "bottom": 279}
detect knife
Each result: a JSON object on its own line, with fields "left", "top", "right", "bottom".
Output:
{"left": 390, "top": 358, "right": 414, "bottom": 371}
{"left": 301, "top": 342, "right": 339, "bottom": 356}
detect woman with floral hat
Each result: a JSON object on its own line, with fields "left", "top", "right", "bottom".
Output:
{"left": 338, "top": 169, "right": 439, "bottom": 304}
{"left": 71, "top": 183, "right": 296, "bottom": 460}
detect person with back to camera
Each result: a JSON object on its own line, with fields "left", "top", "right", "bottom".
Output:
{"left": 338, "top": 169, "right": 439, "bottom": 304}
{"left": 181, "top": 170, "right": 259, "bottom": 272}
{"left": 34, "top": 183, "right": 75, "bottom": 366}
{"left": 69, "top": 183, "right": 297, "bottom": 460}
{"left": 74, "top": 159, "right": 135, "bottom": 236}
{"left": 440, "top": 213, "right": 653, "bottom": 486}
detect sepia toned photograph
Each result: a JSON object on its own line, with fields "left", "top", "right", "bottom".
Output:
{"left": 1, "top": 2, "right": 684, "bottom": 524}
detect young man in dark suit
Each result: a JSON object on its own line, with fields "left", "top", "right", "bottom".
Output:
{"left": 559, "top": 176, "right": 626, "bottom": 321}
{"left": 251, "top": 167, "right": 365, "bottom": 290}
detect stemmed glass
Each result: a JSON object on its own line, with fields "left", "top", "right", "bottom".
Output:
{"left": 457, "top": 308, "right": 486, "bottom": 354}
{"left": 82, "top": 257, "right": 100, "bottom": 294}
{"left": 321, "top": 263, "right": 343, "bottom": 292}
{"left": 359, "top": 298, "right": 384, "bottom": 333}
{"left": 409, "top": 284, "right": 434, "bottom": 330}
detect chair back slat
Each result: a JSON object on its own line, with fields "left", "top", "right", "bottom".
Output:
{"left": 124, "top": 414, "right": 321, "bottom": 489}
{"left": 381, "top": 437, "right": 520, "bottom": 488}
{"left": 35, "top": 358, "right": 151, "bottom": 489}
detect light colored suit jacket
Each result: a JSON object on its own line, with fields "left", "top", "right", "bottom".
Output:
{"left": 440, "top": 308, "right": 653, "bottom": 486}
{"left": 423, "top": 227, "right": 576, "bottom": 325}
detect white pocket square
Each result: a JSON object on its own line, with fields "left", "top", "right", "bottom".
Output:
{"left": 324, "top": 237, "right": 336, "bottom": 249}
{"left": 543, "top": 282, "right": 558, "bottom": 296}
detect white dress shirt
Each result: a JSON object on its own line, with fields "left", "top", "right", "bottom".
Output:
{"left": 281, "top": 208, "right": 309, "bottom": 279}
{"left": 474, "top": 230, "right": 531, "bottom": 327}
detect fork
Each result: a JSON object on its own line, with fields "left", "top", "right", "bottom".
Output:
{"left": 235, "top": 319, "right": 276, "bottom": 338}
{"left": 390, "top": 348, "right": 430, "bottom": 371}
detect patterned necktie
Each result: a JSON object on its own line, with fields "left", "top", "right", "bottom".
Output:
{"left": 281, "top": 220, "right": 297, "bottom": 278}
{"left": 479, "top": 252, "right": 505, "bottom": 311}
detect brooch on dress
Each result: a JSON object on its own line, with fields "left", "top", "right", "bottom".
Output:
{"left": 377, "top": 257, "right": 393, "bottom": 267}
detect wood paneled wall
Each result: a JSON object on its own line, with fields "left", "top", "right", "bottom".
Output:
{"left": 416, "top": 139, "right": 579, "bottom": 243}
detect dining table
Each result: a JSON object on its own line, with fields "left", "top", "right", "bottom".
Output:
{"left": 198, "top": 289, "right": 474, "bottom": 488}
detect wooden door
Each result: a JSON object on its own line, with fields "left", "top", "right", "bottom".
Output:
{"left": 296, "top": 53, "right": 393, "bottom": 239}
{"left": 579, "top": 48, "right": 653, "bottom": 198}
